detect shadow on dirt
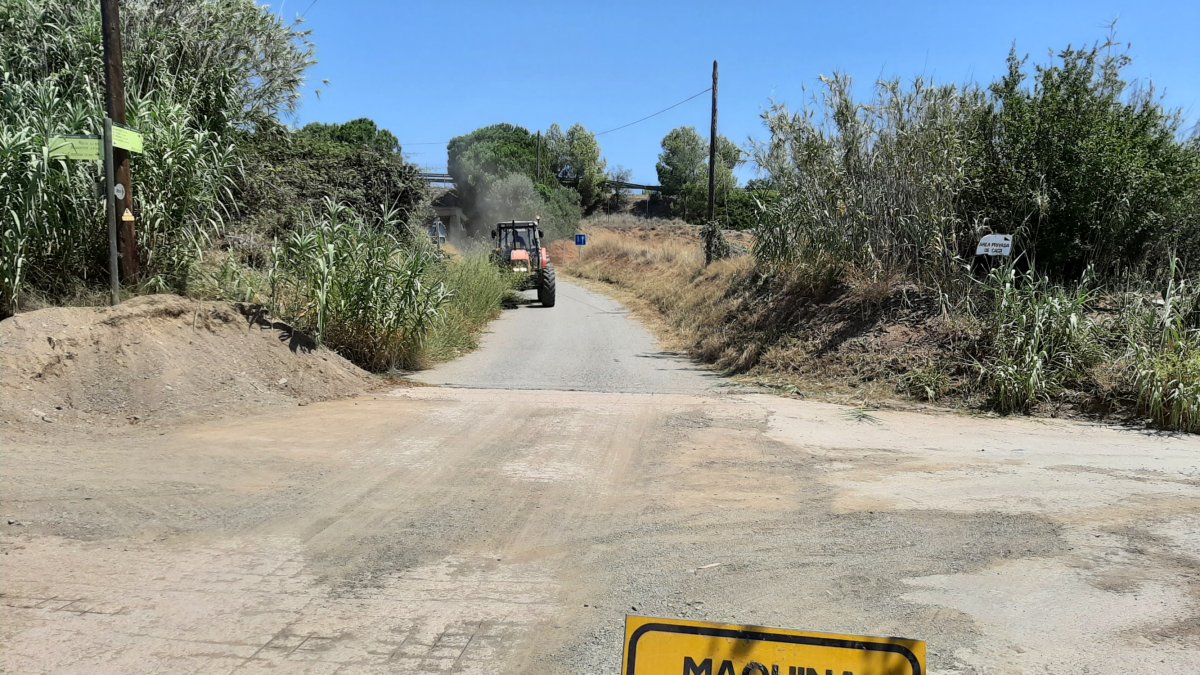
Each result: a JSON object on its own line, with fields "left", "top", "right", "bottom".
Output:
{"left": 237, "top": 304, "right": 318, "bottom": 354}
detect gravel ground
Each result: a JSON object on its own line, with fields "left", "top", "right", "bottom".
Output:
{"left": 2, "top": 282, "right": 1198, "bottom": 673}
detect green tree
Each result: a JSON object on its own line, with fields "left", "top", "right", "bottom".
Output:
{"left": 656, "top": 127, "right": 707, "bottom": 196}
{"left": 543, "top": 123, "right": 609, "bottom": 214}
{"left": 549, "top": 124, "right": 608, "bottom": 214}
{"left": 478, "top": 173, "right": 543, "bottom": 225}
{"left": 543, "top": 123, "right": 568, "bottom": 181}
{"left": 606, "top": 166, "right": 634, "bottom": 212}
{"left": 967, "top": 41, "right": 1199, "bottom": 276}
{"left": 655, "top": 126, "right": 743, "bottom": 222}
{"left": 447, "top": 123, "right": 587, "bottom": 238}
{"left": 238, "top": 118, "right": 426, "bottom": 236}
{"left": 298, "top": 118, "right": 400, "bottom": 154}
{"left": 447, "top": 123, "right": 539, "bottom": 224}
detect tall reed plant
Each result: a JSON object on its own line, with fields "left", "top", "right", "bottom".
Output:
{"left": 270, "top": 200, "right": 450, "bottom": 371}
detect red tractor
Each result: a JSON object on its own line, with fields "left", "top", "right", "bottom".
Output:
{"left": 491, "top": 219, "right": 556, "bottom": 307}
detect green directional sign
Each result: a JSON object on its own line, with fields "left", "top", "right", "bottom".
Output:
{"left": 112, "top": 125, "right": 144, "bottom": 153}
{"left": 48, "top": 135, "right": 102, "bottom": 161}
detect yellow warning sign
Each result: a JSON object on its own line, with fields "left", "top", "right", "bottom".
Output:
{"left": 622, "top": 616, "right": 926, "bottom": 675}
{"left": 121, "top": 208, "right": 135, "bottom": 222}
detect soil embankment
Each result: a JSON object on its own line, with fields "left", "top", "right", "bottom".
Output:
{"left": 0, "top": 295, "right": 373, "bottom": 432}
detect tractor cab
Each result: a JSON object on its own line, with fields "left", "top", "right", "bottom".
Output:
{"left": 491, "top": 220, "right": 548, "bottom": 272}
{"left": 497, "top": 224, "right": 536, "bottom": 251}
{"left": 490, "top": 219, "right": 556, "bottom": 307}
{"left": 493, "top": 221, "right": 542, "bottom": 256}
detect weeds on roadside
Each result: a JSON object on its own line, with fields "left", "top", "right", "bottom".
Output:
{"left": 270, "top": 200, "right": 450, "bottom": 371}
{"left": 899, "top": 362, "right": 952, "bottom": 402}
{"left": 844, "top": 406, "right": 881, "bottom": 425}
{"left": 0, "top": 0, "right": 313, "bottom": 317}
{"left": 972, "top": 263, "right": 1102, "bottom": 413}
{"left": 1123, "top": 259, "right": 1200, "bottom": 432}
{"left": 420, "top": 249, "right": 514, "bottom": 365}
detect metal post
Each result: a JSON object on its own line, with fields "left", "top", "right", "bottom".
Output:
{"left": 100, "top": 0, "right": 138, "bottom": 281}
{"left": 536, "top": 130, "right": 542, "bottom": 184}
{"left": 707, "top": 60, "right": 718, "bottom": 224}
{"left": 103, "top": 117, "right": 120, "bottom": 305}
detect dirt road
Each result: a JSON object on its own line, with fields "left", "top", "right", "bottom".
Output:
{"left": 3, "top": 281, "right": 1199, "bottom": 673}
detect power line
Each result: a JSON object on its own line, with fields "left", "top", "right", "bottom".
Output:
{"left": 299, "top": 0, "right": 318, "bottom": 19}
{"left": 395, "top": 85, "right": 713, "bottom": 148}
{"left": 595, "top": 87, "right": 711, "bottom": 136}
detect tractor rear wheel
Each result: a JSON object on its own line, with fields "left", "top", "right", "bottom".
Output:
{"left": 538, "top": 267, "right": 556, "bottom": 307}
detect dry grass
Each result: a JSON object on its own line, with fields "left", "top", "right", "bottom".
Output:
{"left": 564, "top": 219, "right": 946, "bottom": 406}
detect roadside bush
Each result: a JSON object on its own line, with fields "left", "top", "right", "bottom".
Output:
{"left": 421, "top": 251, "right": 513, "bottom": 364}
{"left": 755, "top": 39, "right": 1199, "bottom": 284}
{"left": 270, "top": 201, "right": 450, "bottom": 371}
{"left": 972, "top": 265, "right": 1102, "bottom": 413}
{"left": 720, "top": 188, "right": 774, "bottom": 231}
{"left": 967, "top": 42, "right": 1200, "bottom": 278}
{"left": 755, "top": 75, "right": 983, "bottom": 280}
{"left": 235, "top": 119, "right": 428, "bottom": 237}
{"left": 1122, "top": 261, "right": 1200, "bottom": 432}
{"left": 899, "top": 362, "right": 953, "bottom": 402}
{"left": 0, "top": 0, "right": 312, "bottom": 315}
{"left": 748, "top": 35, "right": 1200, "bottom": 431}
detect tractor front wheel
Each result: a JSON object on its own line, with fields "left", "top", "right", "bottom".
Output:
{"left": 537, "top": 267, "right": 556, "bottom": 307}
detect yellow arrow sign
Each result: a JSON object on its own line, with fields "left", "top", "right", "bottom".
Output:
{"left": 112, "top": 125, "right": 144, "bottom": 153}
{"left": 48, "top": 136, "right": 102, "bottom": 161}
{"left": 623, "top": 616, "right": 926, "bottom": 675}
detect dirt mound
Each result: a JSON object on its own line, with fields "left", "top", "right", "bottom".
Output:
{"left": 0, "top": 295, "right": 374, "bottom": 431}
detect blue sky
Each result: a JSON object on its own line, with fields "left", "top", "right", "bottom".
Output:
{"left": 273, "top": 0, "right": 1199, "bottom": 184}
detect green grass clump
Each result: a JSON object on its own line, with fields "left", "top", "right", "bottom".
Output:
{"left": 1124, "top": 260, "right": 1200, "bottom": 432}
{"left": 256, "top": 201, "right": 511, "bottom": 372}
{"left": 1133, "top": 343, "right": 1200, "bottom": 433}
{"left": 270, "top": 200, "right": 449, "bottom": 372}
{"left": 420, "top": 250, "right": 514, "bottom": 364}
{"left": 900, "top": 362, "right": 952, "bottom": 402}
{"left": 975, "top": 265, "right": 1102, "bottom": 413}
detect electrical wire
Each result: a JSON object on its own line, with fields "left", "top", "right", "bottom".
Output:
{"left": 396, "top": 85, "right": 712, "bottom": 148}
{"left": 595, "top": 87, "right": 711, "bottom": 136}
{"left": 299, "top": 0, "right": 319, "bottom": 19}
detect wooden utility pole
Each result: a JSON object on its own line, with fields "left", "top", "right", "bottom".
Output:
{"left": 707, "top": 60, "right": 718, "bottom": 224}
{"left": 100, "top": 0, "right": 138, "bottom": 281}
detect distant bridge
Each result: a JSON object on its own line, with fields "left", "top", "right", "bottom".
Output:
{"left": 419, "top": 172, "right": 661, "bottom": 193}
{"left": 419, "top": 172, "right": 456, "bottom": 187}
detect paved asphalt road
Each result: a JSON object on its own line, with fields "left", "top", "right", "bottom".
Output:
{"left": 4, "top": 280, "right": 1199, "bottom": 673}
{"left": 411, "top": 281, "right": 722, "bottom": 393}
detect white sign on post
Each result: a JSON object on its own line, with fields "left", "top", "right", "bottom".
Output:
{"left": 976, "top": 234, "right": 1013, "bottom": 257}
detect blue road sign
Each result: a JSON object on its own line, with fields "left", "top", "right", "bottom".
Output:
{"left": 575, "top": 234, "right": 588, "bottom": 246}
